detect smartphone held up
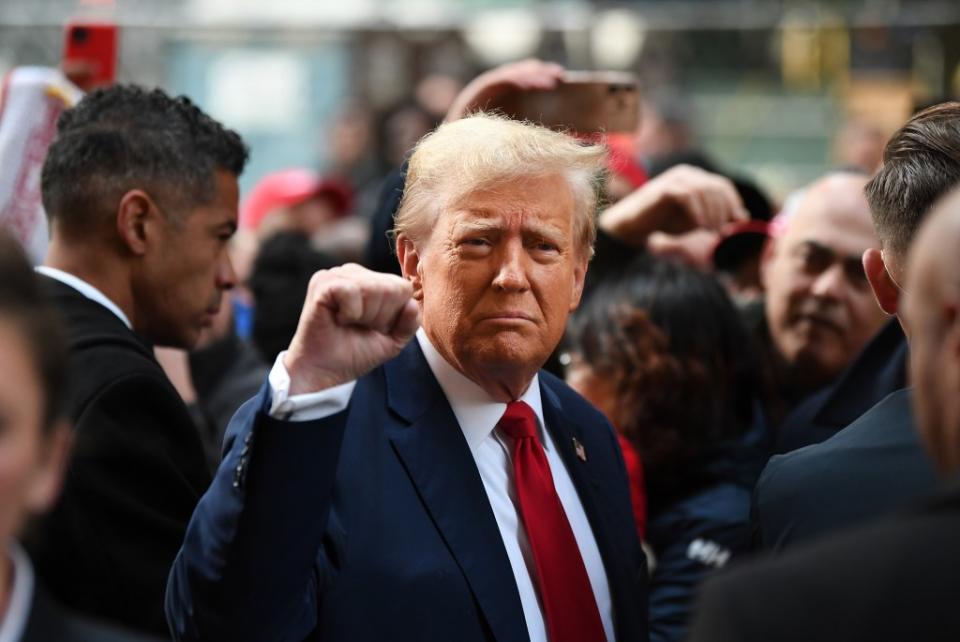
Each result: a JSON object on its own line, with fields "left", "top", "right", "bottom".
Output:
{"left": 488, "top": 71, "right": 640, "bottom": 135}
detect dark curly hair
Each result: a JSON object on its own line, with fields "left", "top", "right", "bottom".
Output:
{"left": 41, "top": 84, "right": 249, "bottom": 237}
{"left": 565, "top": 257, "right": 758, "bottom": 495}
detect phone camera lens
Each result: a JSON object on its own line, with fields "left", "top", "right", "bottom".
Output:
{"left": 72, "top": 27, "right": 89, "bottom": 43}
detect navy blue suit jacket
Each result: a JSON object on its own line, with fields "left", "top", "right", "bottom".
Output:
{"left": 166, "top": 341, "right": 648, "bottom": 641}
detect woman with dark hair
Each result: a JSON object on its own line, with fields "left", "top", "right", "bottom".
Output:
{"left": 565, "top": 256, "right": 767, "bottom": 642}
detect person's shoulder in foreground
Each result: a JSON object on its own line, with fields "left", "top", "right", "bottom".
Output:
{"left": 689, "top": 480, "right": 960, "bottom": 642}
{"left": 753, "top": 388, "right": 938, "bottom": 550}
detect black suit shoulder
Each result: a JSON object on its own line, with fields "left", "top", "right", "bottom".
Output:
{"left": 42, "top": 277, "right": 167, "bottom": 396}
{"left": 755, "top": 389, "right": 938, "bottom": 549}
{"left": 691, "top": 484, "right": 960, "bottom": 642}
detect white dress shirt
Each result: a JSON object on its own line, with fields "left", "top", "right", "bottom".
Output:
{"left": 35, "top": 266, "right": 132, "bottom": 329}
{"left": 267, "top": 328, "right": 614, "bottom": 642}
{"left": 0, "top": 542, "right": 35, "bottom": 642}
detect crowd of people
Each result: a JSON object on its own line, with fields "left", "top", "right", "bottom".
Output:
{"left": 0, "top": 54, "right": 958, "bottom": 642}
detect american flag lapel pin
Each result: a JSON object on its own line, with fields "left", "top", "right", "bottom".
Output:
{"left": 572, "top": 437, "right": 587, "bottom": 462}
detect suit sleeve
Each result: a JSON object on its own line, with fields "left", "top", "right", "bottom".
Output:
{"left": 24, "top": 372, "right": 211, "bottom": 635}
{"left": 165, "top": 384, "right": 348, "bottom": 641}
{"left": 751, "top": 453, "right": 800, "bottom": 552}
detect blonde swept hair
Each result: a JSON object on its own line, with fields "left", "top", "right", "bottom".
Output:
{"left": 393, "top": 112, "right": 607, "bottom": 258}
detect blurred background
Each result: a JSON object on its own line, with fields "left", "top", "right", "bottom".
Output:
{"left": 2, "top": 0, "right": 959, "bottom": 207}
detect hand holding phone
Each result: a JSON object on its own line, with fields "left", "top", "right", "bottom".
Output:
{"left": 490, "top": 71, "right": 641, "bottom": 134}
{"left": 446, "top": 60, "right": 640, "bottom": 134}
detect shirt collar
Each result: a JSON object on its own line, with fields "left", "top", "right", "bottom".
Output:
{"left": 35, "top": 266, "right": 132, "bottom": 330}
{"left": 415, "top": 328, "right": 547, "bottom": 454}
{"left": 0, "top": 541, "right": 35, "bottom": 642}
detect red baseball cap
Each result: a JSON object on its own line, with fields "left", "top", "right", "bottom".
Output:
{"left": 240, "top": 169, "right": 353, "bottom": 231}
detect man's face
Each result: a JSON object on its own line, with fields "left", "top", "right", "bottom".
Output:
{"left": 137, "top": 171, "right": 239, "bottom": 349}
{"left": 409, "top": 174, "right": 588, "bottom": 394}
{"left": 762, "top": 182, "right": 887, "bottom": 385}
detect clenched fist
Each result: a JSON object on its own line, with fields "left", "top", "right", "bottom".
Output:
{"left": 283, "top": 263, "right": 420, "bottom": 395}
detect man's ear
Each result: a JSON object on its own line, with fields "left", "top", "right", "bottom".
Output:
{"left": 396, "top": 233, "right": 424, "bottom": 301}
{"left": 116, "top": 190, "right": 159, "bottom": 256}
{"left": 863, "top": 248, "right": 899, "bottom": 315}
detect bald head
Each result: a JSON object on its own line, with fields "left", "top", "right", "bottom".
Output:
{"left": 904, "top": 188, "right": 960, "bottom": 475}
{"left": 762, "top": 172, "right": 886, "bottom": 390}
{"left": 779, "top": 173, "right": 874, "bottom": 243}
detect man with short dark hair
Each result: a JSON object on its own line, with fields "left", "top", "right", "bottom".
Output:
{"left": 752, "top": 102, "right": 960, "bottom": 551}
{"left": 25, "top": 84, "right": 248, "bottom": 635}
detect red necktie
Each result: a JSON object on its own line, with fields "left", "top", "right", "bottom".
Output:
{"left": 498, "top": 401, "right": 607, "bottom": 642}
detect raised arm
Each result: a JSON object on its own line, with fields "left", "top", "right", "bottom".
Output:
{"left": 166, "top": 264, "right": 418, "bottom": 641}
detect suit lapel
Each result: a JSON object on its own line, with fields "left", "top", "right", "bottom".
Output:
{"left": 384, "top": 343, "right": 529, "bottom": 642}
{"left": 539, "top": 380, "right": 641, "bottom": 642}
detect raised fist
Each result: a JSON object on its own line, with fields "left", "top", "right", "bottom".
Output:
{"left": 282, "top": 263, "right": 419, "bottom": 395}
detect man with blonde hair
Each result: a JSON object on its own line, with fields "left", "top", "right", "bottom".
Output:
{"left": 168, "top": 113, "right": 649, "bottom": 642}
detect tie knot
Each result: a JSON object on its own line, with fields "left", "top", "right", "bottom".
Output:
{"left": 499, "top": 400, "right": 538, "bottom": 440}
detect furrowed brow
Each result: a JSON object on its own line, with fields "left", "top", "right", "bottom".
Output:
{"left": 525, "top": 221, "right": 565, "bottom": 240}
{"left": 452, "top": 217, "right": 502, "bottom": 235}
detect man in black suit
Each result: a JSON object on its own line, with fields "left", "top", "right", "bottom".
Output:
{"left": 689, "top": 185, "right": 960, "bottom": 642}
{"left": 753, "top": 102, "right": 960, "bottom": 551}
{"left": 23, "top": 85, "right": 248, "bottom": 635}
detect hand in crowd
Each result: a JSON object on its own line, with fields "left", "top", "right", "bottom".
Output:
{"left": 646, "top": 228, "right": 724, "bottom": 271}
{"left": 283, "top": 263, "right": 420, "bottom": 395}
{"left": 599, "top": 164, "right": 749, "bottom": 248}
{"left": 445, "top": 58, "right": 564, "bottom": 122}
